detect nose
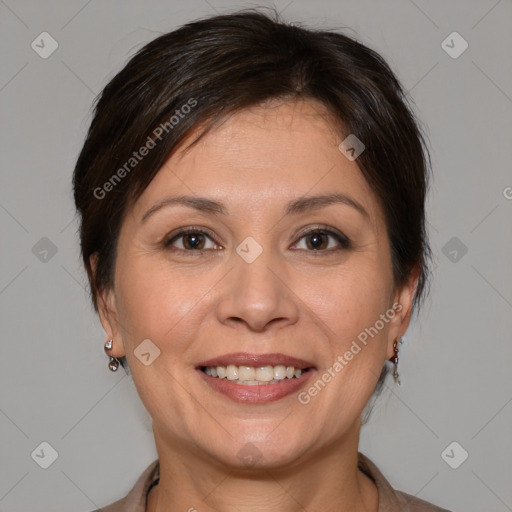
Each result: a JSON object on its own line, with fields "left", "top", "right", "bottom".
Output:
{"left": 216, "top": 245, "right": 300, "bottom": 333}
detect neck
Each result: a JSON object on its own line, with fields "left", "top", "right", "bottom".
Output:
{"left": 147, "top": 425, "right": 378, "bottom": 512}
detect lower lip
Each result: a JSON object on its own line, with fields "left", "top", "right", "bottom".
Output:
{"left": 197, "top": 369, "right": 315, "bottom": 403}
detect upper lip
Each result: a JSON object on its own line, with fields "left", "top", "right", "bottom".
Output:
{"left": 196, "top": 352, "right": 315, "bottom": 370}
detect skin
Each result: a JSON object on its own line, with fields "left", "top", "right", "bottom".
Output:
{"left": 94, "top": 98, "right": 418, "bottom": 512}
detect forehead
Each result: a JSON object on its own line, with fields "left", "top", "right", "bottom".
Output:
{"left": 179, "top": 98, "right": 343, "bottom": 170}
{"left": 131, "top": 99, "right": 380, "bottom": 224}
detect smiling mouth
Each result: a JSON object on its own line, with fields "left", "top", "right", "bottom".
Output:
{"left": 199, "top": 364, "right": 312, "bottom": 385}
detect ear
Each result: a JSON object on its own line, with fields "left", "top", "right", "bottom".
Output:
{"left": 89, "top": 253, "right": 126, "bottom": 358}
{"left": 386, "top": 265, "right": 419, "bottom": 360}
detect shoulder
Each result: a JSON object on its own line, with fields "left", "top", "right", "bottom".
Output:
{"left": 358, "top": 452, "right": 453, "bottom": 512}
{"left": 86, "top": 459, "right": 160, "bottom": 512}
{"left": 393, "top": 489, "right": 453, "bottom": 511}
{"left": 88, "top": 496, "right": 127, "bottom": 512}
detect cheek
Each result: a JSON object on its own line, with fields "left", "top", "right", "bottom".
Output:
{"left": 304, "top": 268, "right": 392, "bottom": 411}
{"left": 114, "top": 256, "right": 213, "bottom": 354}
{"left": 113, "top": 265, "right": 208, "bottom": 426}
{"left": 305, "top": 263, "right": 392, "bottom": 341}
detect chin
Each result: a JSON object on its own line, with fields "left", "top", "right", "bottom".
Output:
{"left": 199, "top": 430, "right": 312, "bottom": 471}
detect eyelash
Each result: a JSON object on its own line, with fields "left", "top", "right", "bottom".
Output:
{"left": 163, "top": 225, "right": 351, "bottom": 255}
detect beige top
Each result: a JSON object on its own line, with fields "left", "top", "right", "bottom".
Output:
{"left": 90, "top": 452, "right": 451, "bottom": 512}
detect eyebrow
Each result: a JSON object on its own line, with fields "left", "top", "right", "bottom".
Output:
{"left": 141, "top": 193, "right": 369, "bottom": 223}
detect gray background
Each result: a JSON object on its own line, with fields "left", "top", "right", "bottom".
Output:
{"left": 1, "top": 0, "right": 511, "bottom": 511}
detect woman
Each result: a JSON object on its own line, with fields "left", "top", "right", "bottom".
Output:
{"left": 73, "top": 9, "right": 451, "bottom": 512}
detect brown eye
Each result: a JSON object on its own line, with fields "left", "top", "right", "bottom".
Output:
{"left": 182, "top": 232, "right": 206, "bottom": 250}
{"left": 164, "top": 228, "right": 217, "bottom": 252}
{"left": 294, "top": 228, "right": 350, "bottom": 251}
{"left": 305, "top": 232, "right": 329, "bottom": 250}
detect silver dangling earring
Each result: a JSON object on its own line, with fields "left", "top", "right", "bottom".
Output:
{"left": 104, "top": 338, "right": 120, "bottom": 372}
{"left": 391, "top": 336, "right": 404, "bottom": 386}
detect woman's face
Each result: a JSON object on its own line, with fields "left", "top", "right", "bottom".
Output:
{"left": 98, "top": 99, "right": 415, "bottom": 469}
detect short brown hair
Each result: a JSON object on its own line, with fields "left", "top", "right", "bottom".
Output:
{"left": 73, "top": 9, "right": 432, "bottom": 385}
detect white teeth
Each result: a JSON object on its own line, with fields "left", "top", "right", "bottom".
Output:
{"left": 255, "top": 366, "right": 274, "bottom": 382}
{"left": 238, "top": 366, "right": 256, "bottom": 381}
{"left": 226, "top": 364, "right": 239, "bottom": 380}
{"left": 202, "top": 364, "right": 308, "bottom": 383}
{"left": 274, "top": 365, "right": 287, "bottom": 380}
